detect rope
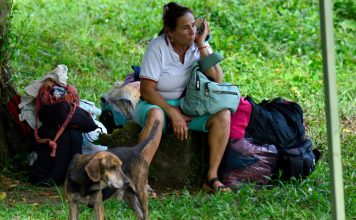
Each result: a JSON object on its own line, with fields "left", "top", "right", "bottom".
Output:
{"left": 34, "top": 79, "right": 80, "bottom": 157}
{"left": 34, "top": 102, "right": 77, "bottom": 157}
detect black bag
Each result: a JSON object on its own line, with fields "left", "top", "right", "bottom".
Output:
{"left": 29, "top": 124, "right": 83, "bottom": 186}
{"left": 39, "top": 102, "right": 98, "bottom": 132}
{"left": 245, "top": 97, "right": 305, "bottom": 149}
{"left": 244, "top": 97, "right": 320, "bottom": 180}
{"left": 278, "top": 139, "right": 320, "bottom": 179}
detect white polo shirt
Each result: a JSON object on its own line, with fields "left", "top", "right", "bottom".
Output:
{"left": 140, "top": 34, "right": 211, "bottom": 100}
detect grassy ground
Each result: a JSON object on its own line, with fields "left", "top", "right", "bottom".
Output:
{"left": 1, "top": 0, "right": 355, "bottom": 219}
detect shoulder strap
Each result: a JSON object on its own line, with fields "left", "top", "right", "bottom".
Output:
{"left": 198, "top": 52, "right": 223, "bottom": 72}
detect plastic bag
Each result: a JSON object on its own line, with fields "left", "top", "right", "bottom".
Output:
{"left": 219, "top": 138, "right": 278, "bottom": 187}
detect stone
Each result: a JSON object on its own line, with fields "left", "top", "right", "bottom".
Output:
{"left": 98, "top": 121, "right": 209, "bottom": 191}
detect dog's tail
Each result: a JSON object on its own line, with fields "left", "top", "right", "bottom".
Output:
{"left": 134, "top": 119, "right": 160, "bottom": 153}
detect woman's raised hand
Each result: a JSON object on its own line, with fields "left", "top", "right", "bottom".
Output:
{"left": 195, "top": 19, "right": 210, "bottom": 46}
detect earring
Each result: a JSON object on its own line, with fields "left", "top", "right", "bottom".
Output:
{"left": 168, "top": 34, "right": 173, "bottom": 43}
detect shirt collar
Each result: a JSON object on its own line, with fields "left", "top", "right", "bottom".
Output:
{"left": 165, "top": 34, "right": 196, "bottom": 53}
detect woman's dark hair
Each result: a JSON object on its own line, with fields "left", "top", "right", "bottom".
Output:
{"left": 158, "top": 2, "right": 193, "bottom": 35}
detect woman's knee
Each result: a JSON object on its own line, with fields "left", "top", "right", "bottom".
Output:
{"left": 146, "top": 108, "right": 165, "bottom": 127}
{"left": 211, "top": 109, "right": 231, "bottom": 126}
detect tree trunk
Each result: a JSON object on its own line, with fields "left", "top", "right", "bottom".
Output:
{"left": 0, "top": 0, "right": 16, "bottom": 164}
{"left": 0, "top": 111, "right": 9, "bottom": 164}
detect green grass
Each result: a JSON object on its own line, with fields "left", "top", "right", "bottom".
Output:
{"left": 1, "top": 0, "right": 355, "bottom": 219}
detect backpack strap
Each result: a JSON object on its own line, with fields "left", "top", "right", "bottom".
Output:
{"left": 287, "top": 156, "right": 304, "bottom": 178}
{"left": 198, "top": 52, "right": 223, "bottom": 72}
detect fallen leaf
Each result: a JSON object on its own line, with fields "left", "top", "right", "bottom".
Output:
{"left": 0, "top": 192, "right": 6, "bottom": 200}
{"left": 292, "top": 87, "right": 301, "bottom": 97}
{"left": 343, "top": 128, "right": 352, "bottom": 133}
{"left": 40, "top": 192, "right": 51, "bottom": 196}
{"left": 9, "top": 184, "right": 18, "bottom": 188}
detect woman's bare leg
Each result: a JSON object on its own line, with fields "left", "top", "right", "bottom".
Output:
{"left": 139, "top": 108, "right": 165, "bottom": 198}
{"left": 140, "top": 108, "right": 165, "bottom": 165}
{"left": 205, "top": 109, "right": 231, "bottom": 189}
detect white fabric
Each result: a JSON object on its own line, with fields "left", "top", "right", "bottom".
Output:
{"left": 79, "top": 100, "right": 102, "bottom": 119}
{"left": 18, "top": 100, "right": 40, "bottom": 129}
{"left": 140, "top": 34, "right": 212, "bottom": 100}
{"left": 18, "top": 64, "right": 69, "bottom": 129}
{"left": 24, "top": 64, "right": 68, "bottom": 97}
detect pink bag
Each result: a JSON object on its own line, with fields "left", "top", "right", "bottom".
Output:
{"left": 230, "top": 97, "right": 252, "bottom": 139}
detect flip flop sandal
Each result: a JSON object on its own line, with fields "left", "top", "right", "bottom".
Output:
{"left": 203, "top": 177, "right": 231, "bottom": 194}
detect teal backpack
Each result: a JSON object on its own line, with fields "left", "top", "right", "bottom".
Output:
{"left": 180, "top": 52, "right": 240, "bottom": 116}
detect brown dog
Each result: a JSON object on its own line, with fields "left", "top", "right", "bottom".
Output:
{"left": 102, "top": 119, "right": 159, "bottom": 220}
{"left": 65, "top": 119, "right": 159, "bottom": 220}
{"left": 65, "top": 151, "right": 130, "bottom": 220}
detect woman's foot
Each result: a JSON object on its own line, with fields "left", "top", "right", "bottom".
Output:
{"left": 203, "top": 177, "right": 231, "bottom": 193}
{"left": 147, "top": 184, "right": 157, "bottom": 198}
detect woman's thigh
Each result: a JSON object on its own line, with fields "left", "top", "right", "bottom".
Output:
{"left": 188, "top": 114, "right": 211, "bottom": 132}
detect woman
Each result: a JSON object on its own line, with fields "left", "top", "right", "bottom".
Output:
{"left": 134, "top": 2, "right": 231, "bottom": 193}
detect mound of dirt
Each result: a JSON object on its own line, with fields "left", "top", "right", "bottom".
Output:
{"left": 0, "top": 174, "right": 61, "bottom": 206}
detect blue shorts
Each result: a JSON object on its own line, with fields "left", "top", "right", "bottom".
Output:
{"left": 133, "top": 99, "right": 210, "bottom": 132}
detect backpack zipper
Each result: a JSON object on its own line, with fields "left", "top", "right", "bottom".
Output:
{"left": 211, "top": 90, "right": 239, "bottom": 95}
{"left": 205, "top": 83, "right": 239, "bottom": 96}
{"left": 195, "top": 73, "right": 200, "bottom": 91}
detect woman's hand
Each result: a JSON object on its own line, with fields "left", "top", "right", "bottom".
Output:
{"left": 194, "top": 19, "right": 224, "bottom": 83}
{"left": 140, "top": 79, "right": 193, "bottom": 141}
{"left": 167, "top": 107, "right": 190, "bottom": 141}
{"left": 195, "top": 19, "right": 210, "bottom": 47}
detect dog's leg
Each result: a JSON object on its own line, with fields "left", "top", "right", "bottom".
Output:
{"left": 138, "top": 189, "right": 149, "bottom": 220}
{"left": 94, "top": 202, "right": 104, "bottom": 220}
{"left": 123, "top": 165, "right": 150, "bottom": 220}
{"left": 69, "top": 201, "right": 79, "bottom": 220}
{"left": 136, "top": 182, "right": 149, "bottom": 220}
{"left": 123, "top": 188, "right": 145, "bottom": 220}
{"left": 133, "top": 162, "right": 150, "bottom": 220}
{"left": 136, "top": 164, "right": 150, "bottom": 220}
{"left": 94, "top": 192, "right": 104, "bottom": 220}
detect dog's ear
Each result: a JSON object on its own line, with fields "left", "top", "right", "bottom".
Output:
{"left": 70, "top": 169, "right": 86, "bottom": 184}
{"left": 85, "top": 157, "right": 101, "bottom": 182}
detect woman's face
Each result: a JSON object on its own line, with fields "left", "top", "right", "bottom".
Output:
{"left": 169, "top": 12, "right": 196, "bottom": 46}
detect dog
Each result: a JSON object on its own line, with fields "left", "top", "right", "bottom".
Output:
{"left": 102, "top": 119, "right": 159, "bottom": 220}
{"left": 65, "top": 120, "right": 159, "bottom": 220}
{"left": 64, "top": 151, "right": 130, "bottom": 220}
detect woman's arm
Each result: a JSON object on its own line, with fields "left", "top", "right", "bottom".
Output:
{"left": 195, "top": 20, "right": 224, "bottom": 83}
{"left": 140, "top": 79, "right": 189, "bottom": 140}
{"left": 140, "top": 79, "right": 172, "bottom": 114}
{"left": 198, "top": 45, "right": 223, "bottom": 83}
